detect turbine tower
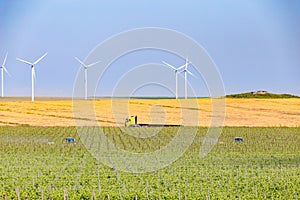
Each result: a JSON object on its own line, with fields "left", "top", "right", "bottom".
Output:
{"left": 180, "top": 57, "right": 196, "bottom": 99}
{"left": 162, "top": 61, "right": 185, "bottom": 99}
{"left": 16, "top": 53, "right": 48, "bottom": 102}
{"left": 1, "top": 52, "right": 10, "bottom": 97}
{"left": 75, "top": 57, "right": 101, "bottom": 100}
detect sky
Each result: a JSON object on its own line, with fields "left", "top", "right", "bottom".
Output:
{"left": 0, "top": 0, "right": 299, "bottom": 97}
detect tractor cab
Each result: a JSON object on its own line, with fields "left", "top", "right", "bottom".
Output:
{"left": 125, "top": 115, "right": 137, "bottom": 127}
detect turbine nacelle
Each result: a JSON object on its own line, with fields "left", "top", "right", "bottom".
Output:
{"left": 162, "top": 60, "right": 185, "bottom": 73}
{"left": 75, "top": 57, "right": 101, "bottom": 69}
{"left": 16, "top": 52, "right": 48, "bottom": 67}
{"left": 1, "top": 53, "right": 10, "bottom": 77}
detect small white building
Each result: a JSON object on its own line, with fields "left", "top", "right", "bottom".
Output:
{"left": 251, "top": 90, "right": 267, "bottom": 95}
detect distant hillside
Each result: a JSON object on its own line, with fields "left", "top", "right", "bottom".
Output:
{"left": 227, "top": 91, "right": 299, "bottom": 98}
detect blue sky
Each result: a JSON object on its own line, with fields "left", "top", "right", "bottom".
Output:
{"left": 0, "top": 0, "right": 299, "bottom": 97}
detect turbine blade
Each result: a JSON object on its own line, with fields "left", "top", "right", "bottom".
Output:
{"left": 162, "top": 61, "right": 176, "bottom": 70}
{"left": 33, "top": 52, "right": 48, "bottom": 65}
{"left": 16, "top": 58, "right": 33, "bottom": 65}
{"left": 177, "top": 64, "right": 186, "bottom": 71}
{"left": 75, "top": 57, "right": 88, "bottom": 68}
{"left": 187, "top": 70, "right": 197, "bottom": 78}
{"left": 2, "top": 52, "right": 8, "bottom": 66}
{"left": 87, "top": 60, "right": 101, "bottom": 67}
{"left": 2, "top": 66, "right": 11, "bottom": 77}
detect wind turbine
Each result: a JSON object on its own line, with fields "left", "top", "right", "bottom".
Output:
{"left": 162, "top": 61, "right": 185, "bottom": 99}
{"left": 16, "top": 53, "right": 48, "bottom": 102}
{"left": 180, "top": 57, "right": 197, "bottom": 99}
{"left": 75, "top": 57, "right": 101, "bottom": 100}
{"left": 1, "top": 52, "right": 10, "bottom": 97}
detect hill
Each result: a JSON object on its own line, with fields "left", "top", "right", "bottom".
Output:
{"left": 227, "top": 91, "right": 299, "bottom": 98}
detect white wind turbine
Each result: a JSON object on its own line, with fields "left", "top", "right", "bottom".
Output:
{"left": 162, "top": 60, "right": 185, "bottom": 99}
{"left": 75, "top": 57, "right": 101, "bottom": 100}
{"left": 16, "top": 53, "right": 48, "bottom": 102}
{"left": 180, "top": 57, "right": 197, "bottom": 99}
{"left": 1, "top": 52, "right": 10, "bottom": 97}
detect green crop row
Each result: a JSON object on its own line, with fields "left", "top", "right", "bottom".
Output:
{"left": 0, "top": 126, "right": 299, "bottom": 199}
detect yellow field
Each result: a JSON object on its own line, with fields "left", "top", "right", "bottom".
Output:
{"left": 0, "top": 98, "right": 299, "bottom": 127}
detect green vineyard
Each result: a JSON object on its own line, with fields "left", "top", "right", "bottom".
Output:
{"left": 0, "top": 126, "right": 299, "bottom": 199}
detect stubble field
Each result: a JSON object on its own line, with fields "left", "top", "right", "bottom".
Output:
{"left": 0, "top": 98, "right": 299, "bottom": 127}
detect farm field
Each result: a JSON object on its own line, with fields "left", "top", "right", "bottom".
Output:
{"left": 0, "top": 98, "right": 299, "bottom": 127}
{"left": 0, "top": 98, "right": 299, "bottom": 199}
{"left": 0, "top": 126, "right": 299, "bottom": 199}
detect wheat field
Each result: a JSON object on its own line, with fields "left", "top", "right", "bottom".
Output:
{"left": 0, "top": 98, "right": 299, "bottom": 127}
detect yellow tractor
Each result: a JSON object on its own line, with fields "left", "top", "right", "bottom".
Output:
{"left": 125, "top": 115, "right": 138, "bottom": 127}
{"left": 125, "top": 115, "right": 181, "bottom": 127}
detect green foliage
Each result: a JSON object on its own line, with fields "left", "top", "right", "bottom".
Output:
{"left": 0, "top": 126, "right": 299, "bottom": 199}
{"left": 226, "top": 92, "right": 300, "bottom": 98}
